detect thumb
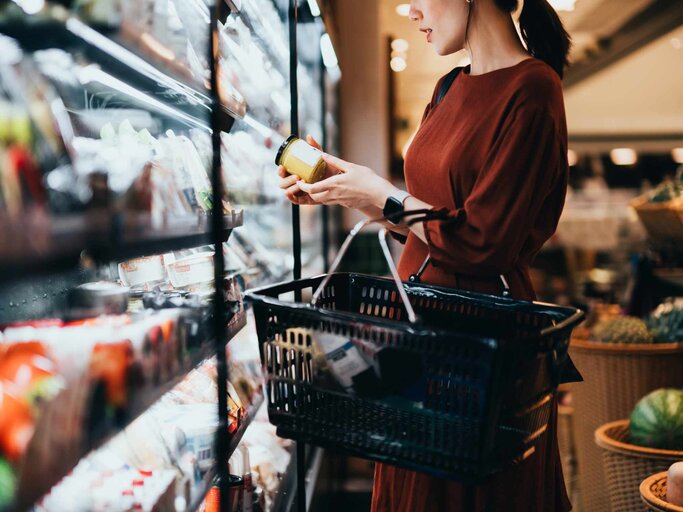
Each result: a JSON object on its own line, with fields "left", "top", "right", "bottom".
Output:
{"left": 306, "top": 134, "right": 323, "bottom": 151}
{"left": 322, "top": 153, "right": 351, "bottom": 174}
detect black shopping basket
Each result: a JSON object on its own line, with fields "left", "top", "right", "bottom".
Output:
{"left": 245, "top": 216, "right": 584, "bottom": 483}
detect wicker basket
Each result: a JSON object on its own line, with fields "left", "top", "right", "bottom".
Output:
{"left": 558, "top": 403, "right": 579, "bottom": 501}
{"left": 569, "top": 338, "right": 683, "bottom": 512}
{"left": 631, "top": 194, "right": 683, "bottom": 242}
{"left": 641, "top": 472, "right": 683, "bottom": 512}
{"left": 595, "top": 420, "right": 683, "bottom": 511}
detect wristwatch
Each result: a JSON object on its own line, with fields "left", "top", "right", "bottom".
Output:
{"left": 383, "top": 190, "right": 411, "bottom": 225}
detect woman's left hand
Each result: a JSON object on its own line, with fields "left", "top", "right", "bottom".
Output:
{"left": 297, "top": 153, "right": 395, "bottom": 210}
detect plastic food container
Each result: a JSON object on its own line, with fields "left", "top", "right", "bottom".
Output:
{"left": 118, "top": 255, "right": 166, "bottom": 288}
{"left": 167, "top": 253, "right": 214, "bottom": 290}
{"left": 67, "top": 282, "right": 130, "bottom": 317}
{"left": 275, "top": 135, "right": 326, "bottom": 183}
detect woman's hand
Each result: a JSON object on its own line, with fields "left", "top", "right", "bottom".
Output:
{"left": 297, "top": 154, "right": 395, "bottom": 210}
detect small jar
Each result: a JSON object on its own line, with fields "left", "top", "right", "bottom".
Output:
{"left": 275, "top": 135, "right": 327, "bottom": 183}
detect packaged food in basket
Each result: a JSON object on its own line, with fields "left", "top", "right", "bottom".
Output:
{"left": 306, "top": 328, "right": 376, "bottom": 395}
{"left": 630, "top": 389, "right": 683, "bottom": 450}
{"left": 669, "top": 462, "right": 683, "bottom": 506}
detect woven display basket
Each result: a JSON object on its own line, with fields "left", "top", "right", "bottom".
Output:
{"left": 558, "top": 403, "right": 579, "bottom": 501}
{"left": 569, "top": 338, "right": 683, "bottom": 512}
{"left": 631, "top": 194, "right": 683, "bottom": 242}
{"left": 641, "top": 472, "right": 683, "bottom": 512}
{"left": 595, "top": 420, "right": 683, "bottom": 511}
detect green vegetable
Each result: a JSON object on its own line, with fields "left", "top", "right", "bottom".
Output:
{"left": 630, "top": 388, "right": 683, "bottom": 450}
{"left": 647, "top": 298, "right": 683, "bottom": 343}
{"left": 0, "top": 457, "right": 16, "bottom": 509}
{"left": 592, "top": 316, "right": 654, "bottom": 344}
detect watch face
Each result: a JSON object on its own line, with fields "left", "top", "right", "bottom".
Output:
{"left": 383, "top": 196, "right": 403, "bottom": 223}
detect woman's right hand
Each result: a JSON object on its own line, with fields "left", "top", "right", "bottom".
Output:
{"left": 279, "top": 135, "right": 334, "bottom": 205}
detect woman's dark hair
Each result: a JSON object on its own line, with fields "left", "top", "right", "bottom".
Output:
{"left": 495, "top": 0, "right": 572, "bottom": 78}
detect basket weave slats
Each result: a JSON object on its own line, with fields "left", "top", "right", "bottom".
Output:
{"left": 569, "top": 339, "right": 683, "bottom": 512}
{"left": 631, "top": 194, "right": 683, "bottom": 241}
{"left": 640, "top": 473, "right": 683, "bottom": 512}
{"left": 596, "top": 420, "right": 683, "bottom": 512}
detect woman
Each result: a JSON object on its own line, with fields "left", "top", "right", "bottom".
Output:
{"left": 279, "top": 0, "right": 572, "bottom": 509}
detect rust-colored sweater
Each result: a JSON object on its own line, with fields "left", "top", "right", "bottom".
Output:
{"left": 371, "top": 58, "right": 571, "bottom": 511}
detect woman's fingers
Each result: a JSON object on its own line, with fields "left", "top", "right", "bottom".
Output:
{"left": 278, "top": 165, "right": 288, "bottom": 178}
{"left": 306, "top": 134, "right": 323, "bottom": 151}
{"left": 279, "top": 174, "right": 300, "bottom": 189}
{"left": 321, "top": 153, "right": 351, "bottom": 174}
{"left": 298, "top": 174, "right": 343, "bottom": 195}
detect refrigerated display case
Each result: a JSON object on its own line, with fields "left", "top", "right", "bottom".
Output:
{"left": 0, "top": 0, "right": 337, "bottom": 510}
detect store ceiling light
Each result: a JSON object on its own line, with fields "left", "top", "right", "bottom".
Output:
{"left": 390, "top": 56, "right": 407, "bottom": 72}
{"left": 672, "top": 148, "right": 683, "bottom": 164}
{"left": 610, "top": 148, "right": 638, "bottom": 166}
{"left": 547, "top": 0, "right": 576, "bottom": 12}
{"left": 320, "top": 33, "right": 338, "bottom": 69}
{"left": 391, "top": 39, "right": 410, "bottom": 53}
{"left": 567, "top": 149, "right": 578, "bottom": 167}
{"left": 307, "top": 0, "right": 321, "bottom": 17}
{"left": 396, "top": 3, "right": 411, "bottom": 17}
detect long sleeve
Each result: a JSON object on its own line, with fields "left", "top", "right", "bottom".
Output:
{"left": 423, "top": 104, "right": 566, "bottom": 276}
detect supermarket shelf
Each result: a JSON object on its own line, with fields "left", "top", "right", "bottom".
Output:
{"left": 0, "top": 210, "right": 243, "bottom": 284}
{"left": 228, "top": 3, "right": 290, "bottom": 80}
{"left": 0, "top": 16, "right": 241, "bottom": 130}
{"left": 188, "top": 467, "right": 217, "bottom": 512}
{"left": 224, "top": 0, "right": 242, "bottom": 13}
{"left": 184, "top": 389, "right": 263, "bottom": 512}
{"left": 16, "top": 309, "right": 247, "bottom": 511}
{"left": 228, "top": 391, "right": 266, "bottom": 458}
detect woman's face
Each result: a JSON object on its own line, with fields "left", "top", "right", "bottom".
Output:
{"left": 409, "top": 0, "right": 470, "bottom": 56}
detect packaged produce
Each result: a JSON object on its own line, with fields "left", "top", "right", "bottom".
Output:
{"left": 166, "top": 252, "right": 215, "bottom": 291}
{"left": 630, "top": 389, "right": 683, "bottom": 450}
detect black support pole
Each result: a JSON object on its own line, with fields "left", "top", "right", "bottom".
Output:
{"left": 290, "top": 0, "right": 302, "bottom": 292}
{"left": 289, "top": 2, "right": 306, "bottom": 512}
{"left": 209, "top": 5, "right": 230, "bottom": 512}
{"left": 320, "top": 53, "right": 330, "bottom": 272}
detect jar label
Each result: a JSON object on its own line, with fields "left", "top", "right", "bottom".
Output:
{"left": 291, "top": 142, "right": 322, "bottom": 167}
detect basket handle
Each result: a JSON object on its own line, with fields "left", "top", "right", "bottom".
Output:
{"left": 311, "top": 217, "right": 419, "bottom": 324}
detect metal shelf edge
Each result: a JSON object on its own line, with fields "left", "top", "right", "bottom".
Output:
{"left": 227, "top": 392, "right": 266, "bottom": 459}
{"left": 0, "top": 210, "right": 244, "bottom": 284}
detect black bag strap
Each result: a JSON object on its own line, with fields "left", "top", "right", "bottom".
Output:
{"left": 435, "top": 66, "right": 463, "bottom": 106}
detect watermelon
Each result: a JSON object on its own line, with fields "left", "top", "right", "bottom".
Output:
{"left": 630, "top": 389, "right": 683, "bottom": 450}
